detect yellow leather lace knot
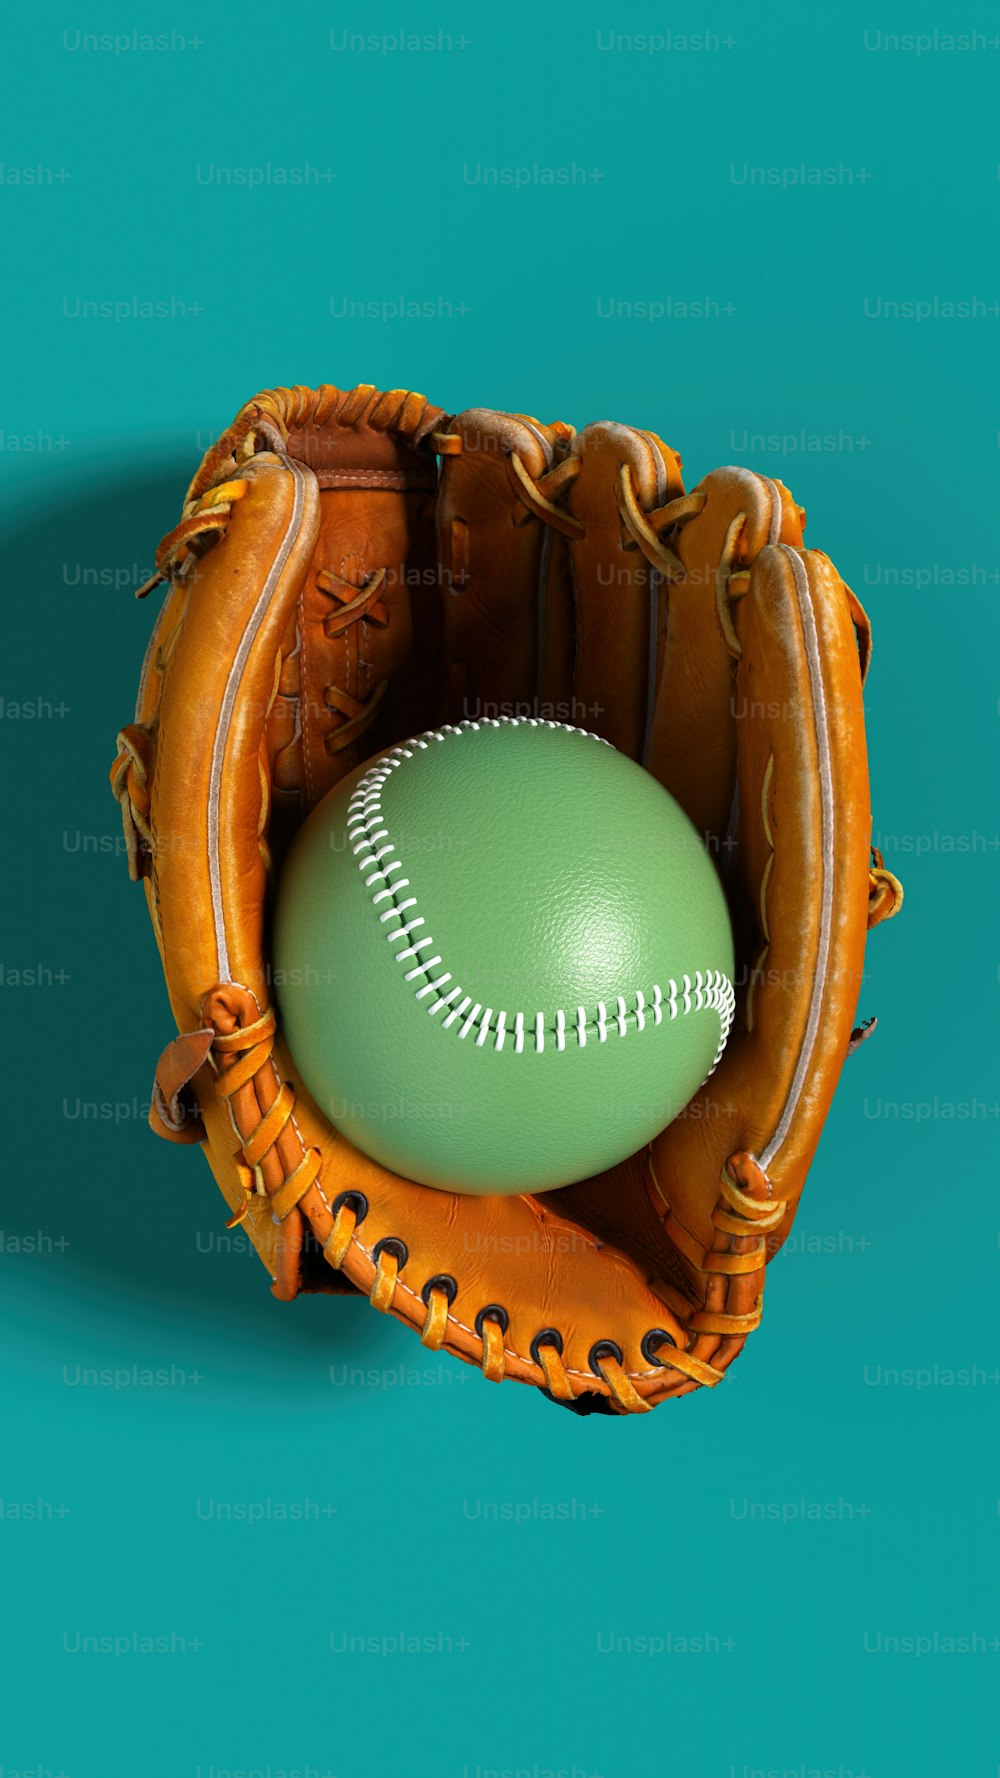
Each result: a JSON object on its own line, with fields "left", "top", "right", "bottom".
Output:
{"left": 480, "top": 1317, "right": 506, "bottom": 1383}
{"left": 593, "top": 1352, "right": 651, "bottom": 1415}
{"left": 323, "top": 1200, "right": 360, "bottom": 1270}
{"left": 536, "top": 1342, "right": 574, "bottom": 1403}
{"left": 370, "top": 1246, "right": 400, "bottom": 1313}
{"left": 507, "top": 451, "right": 584, "bottom": 538}
{"left": 420, "top": 1287, "right": 451, "bottom": 1351}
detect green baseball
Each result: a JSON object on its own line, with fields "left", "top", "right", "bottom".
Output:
{"left": 273, "top": 719, "right": 735, "bottom": 1195}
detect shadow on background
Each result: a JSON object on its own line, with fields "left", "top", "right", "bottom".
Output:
{"left": 4, "top": 458, "right": 400, "bottom": 1365}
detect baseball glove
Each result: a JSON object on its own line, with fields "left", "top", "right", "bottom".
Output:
{"left": 110, "top": 382, "right": 902, "bottom": 1415}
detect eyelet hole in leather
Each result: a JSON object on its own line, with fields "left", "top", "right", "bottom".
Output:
{"left": 332, "top": 1190, "right": 369, "bottom": 1225}
{"left": 421, "top": 1273, "right": 458, "bottom": 1307}
{"left": 589, "top": 1340, "right": 623, "bottom": 1372}
{"left": 371, "top": 1236, "right": 408, "bottom": 1271}
{"left": 641, "top": 1328, "right": 678, "bottom": 1365}
{"left": 530, "top": 1327, "right": 564, "bottom": 1365}
{"left": 475, "top": 1303, "right": 509, "bottom": 1338}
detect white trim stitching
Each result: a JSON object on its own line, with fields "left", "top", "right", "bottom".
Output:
{"left": 758, "top": 546, "right": 835, "bottom": 1171}
{"left": 209, "top": 459, "right": 308, "bottom": 982}
{"left": 348, "top": 718, "right": 735, "bottom": 1066}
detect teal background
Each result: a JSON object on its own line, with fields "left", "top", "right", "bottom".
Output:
{"left": 1, "top": 5, "right": 997, "bottom": 1776}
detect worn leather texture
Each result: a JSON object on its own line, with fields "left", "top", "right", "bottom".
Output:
{"left": 110, "top": 382, "right": 903, "bottom": 1415}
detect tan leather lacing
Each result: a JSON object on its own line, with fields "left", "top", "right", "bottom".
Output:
{"left": 110, "top": 722, "right": 155, "bottom": 881}
{"left": 369, "top": 1245, "right": 400, "bottom": 1314}
{"left": 323, "top": 1198, "right": 359, "bottom": 1269}
{"left": 135, "top": 480, "right": 250, "bottom": 600}
{"left": 617, "top": 479, "right": 707, "bottom": 578}
{"left": 420, "top": 1286, "right": 451, "bottom": 1350}
{"left": 209, "top": 1007, "right": 322, "bottom": 1243}
{"left": 322, "top": 678, "right": 389, "bottom": 754}
{"left": 612, "top": 477, "right": 749, "bottom": 658}
{"left": 507, "top": 451, "right": 585, "bottom": 538}
{"left": 714, "top": 514, "right": 750, "bottom": 658}
{"left": 503, "top": 453, "right": 713, "bottom": 566}
{"left": 199, "top": 996, "right": 714, "bottom": 1410}
{"left": 480, "top": 1316, "right": 506, "bottom": 1383}
{"left": 316, "top": 565, "right": 389, "bottom": 636}
{"left": 648, "top": 1150, "right": 788, "bottom": 1375}
{"left": 868, "top": 846, "right": 904, "bottom": 928}
{"left": 536, "top": 1343, "right": 575, "bottom": 1402}
{"left": 313, "top": 564, "right": 393, "bottom": 756}
{"left": 595, "top": 1354, "right": 651, "bottom": 1414}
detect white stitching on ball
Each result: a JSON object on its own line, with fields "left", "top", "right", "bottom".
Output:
{"left": 348, "top": 718, "right": 735, "bottom": 1064}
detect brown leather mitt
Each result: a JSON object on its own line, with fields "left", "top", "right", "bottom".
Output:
{"left": 110, "top": 383, "right": 903, "bottom": 1415}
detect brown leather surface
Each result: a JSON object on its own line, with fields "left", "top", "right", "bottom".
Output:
{"left": 562, "top": 422, "right": 685, "bottom": 758}
{"left": 436, "top": 410, "right": 571, "bottom": 723}
{"left": 111, "top": 383, "right": 901, "bottom": 1412}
